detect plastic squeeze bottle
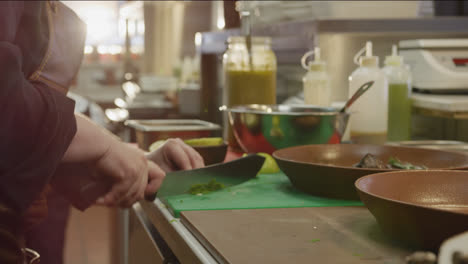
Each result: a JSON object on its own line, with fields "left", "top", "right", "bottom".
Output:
{"left": 348, "top": 41, "right": 388, "bottom": 144}
{"left": 301, "top": 47, "right": 331, "bottom": 107}
{"left": 383, "top": 45, "right": 412, "bottom": 141}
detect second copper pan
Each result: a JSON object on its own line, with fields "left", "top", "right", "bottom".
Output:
{"left": 355, "top": 170, "right": 468, "bottom": 250}
{"left": 273, "top": 144, "right": 468, "bottom": 200}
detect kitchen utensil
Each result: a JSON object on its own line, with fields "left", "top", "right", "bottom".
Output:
{"left": 237, "top": 1, "right": 254, "bottom": 69}
{"left": 157, "top": 154, "right": 265, "bottom": 200}
{"left": 349, "top": 41, "right": 388, "bottom": 145}
{"left": 340, "top": 80, "right": 374, "bottom": 113}
{"left": 51, "top": 162, "right": 113, "bottom": 211}
{"left": 125, "top": 119, "right": 221, "bottom": 151}
{"left": 302, "top": 47, "right": 332, "bottom": 107}
{"left": 51, "top": 154, "right": 265, "bottom": 211}
{"left": 192, "top": 143, "right": 228, "bottom": 165}
{"left": 355, "top": 170, "right": 468, "bottom": 250}
{"left": 273, "top": 144, "right": 468, "bottom": 200}
{"left": 164, "top": 172, "right": 362, "bottom": 218}
{"left": 384, "top": 45, "right": 412, "bottom": 141}
{"left": 221, "top": 104, "right": 349, "bottom": 154}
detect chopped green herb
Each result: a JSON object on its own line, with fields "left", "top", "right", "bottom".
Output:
{"left": 308, "top": 239, "right": 320, "bottom": 243}
{"left": 188, "top": 179, "right": 226, "bottom": 195}
{"left": 169, "top": 219, "right": 177, "bottom": 223}
{"left": 355, "top": 154, "right": 427, "bottom": 170}
{"left": 179, "top": 200, "right": 184, "bottom": 203}
{"left": 388, "top": 157, "right": 427, "bottom": 170}
{"left": 352, "top": 252, "right": 362, "bottom": 257}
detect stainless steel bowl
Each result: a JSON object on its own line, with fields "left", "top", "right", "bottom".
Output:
{"left": 222, "top": 104, "right": 350, "bottom": 154}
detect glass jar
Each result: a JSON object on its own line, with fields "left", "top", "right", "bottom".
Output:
{"left": 223, "top": 36, "right": 277, "bottom": 151}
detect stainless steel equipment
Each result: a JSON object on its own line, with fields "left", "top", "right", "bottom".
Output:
{"left": 199, "top": 18, "right": 468, "bottom": 125}
{"left": 221, "top": 104, "right": 349, "bottom": 154}
{"left": 125, "top": 119, "right": 221, "bottom": 150}
{"left": 386, "top": 140, "right": 468, "bottom": 152}
{"left": 399, "top": 39, "right": 468, "bottom": 92}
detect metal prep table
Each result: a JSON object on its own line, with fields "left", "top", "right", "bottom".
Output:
{"left": 128, "top": 139, "right": 468, "bottom": 264}
{"left": 129, "top": 199, "right": 415, "bottom": 264}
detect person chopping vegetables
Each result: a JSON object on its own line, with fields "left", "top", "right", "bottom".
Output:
{"left": 0, "top": 1, "right": 204, "bottom": 263}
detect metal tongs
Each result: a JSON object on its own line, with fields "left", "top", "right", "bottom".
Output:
{"left": 236, "top": 1, "right": 255, "bottom": 69}
{"left": 340, "top": 81, "right": 375, "bottom": 113}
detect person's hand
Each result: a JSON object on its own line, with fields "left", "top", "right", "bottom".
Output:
{"left": 94, "top": 141, "right": 165, "bottom": 207}
{"left": 145, "top": 138, "right": 205, "bottom": 172}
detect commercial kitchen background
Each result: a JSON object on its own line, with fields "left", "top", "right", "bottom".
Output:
{"left": 57, "top": 1, "right": 468, "bottom": 264}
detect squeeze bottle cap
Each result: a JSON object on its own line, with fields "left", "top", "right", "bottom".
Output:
{"left": 384, "top": 45, "right": 404, "bottom": 67}
{"left": 301, "top": 47, "right": 327, "bottom": 72}
{"left": 354, "top": 41, "right": 379, "bottom": 67}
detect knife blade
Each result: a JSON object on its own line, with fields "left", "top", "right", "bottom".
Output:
{"left": 155, "top": 154, "right": 265, "bottom": 201}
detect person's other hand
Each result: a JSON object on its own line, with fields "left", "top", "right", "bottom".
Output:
{"left": 94, "top": 141, "right": 165, "bottom": 207}
{"left": 145, "top": 138, "right": 205, "bottom": 173}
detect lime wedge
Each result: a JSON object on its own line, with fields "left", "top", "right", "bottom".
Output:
{"left": 243, "top": 152, "right": 280, "bottom": 174}
{"left": 184, "top": 137, "right": 223, "bottom": 147}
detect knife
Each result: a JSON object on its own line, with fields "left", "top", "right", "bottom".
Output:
{"left": 51, "top": 154, "right": 265, "bottom": 211}
{"left": 155, "top": 154, "right": 265, "bottom": 201}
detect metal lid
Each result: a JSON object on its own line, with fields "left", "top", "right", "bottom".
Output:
{"left": 125, "top": 119, "right": 221, "bottom": 132}
{"left": 399, "top": 39, "right": 468, "bottom": 49}
{"left": 220, "top": 104, "right": 345, "bottom": 116}
{"left": 227, "top": 36, "right": 271, "bottom": 45}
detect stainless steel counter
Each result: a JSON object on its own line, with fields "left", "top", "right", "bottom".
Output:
{"left": 131, "top": 200, "right": 416, "bottom": 264}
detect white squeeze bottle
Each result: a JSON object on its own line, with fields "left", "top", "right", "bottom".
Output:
{"left": 301, "top": 47, "right": 331, "bottom": 106}
{"left": 348, "top": 41, "right": 388, "bottom": 144}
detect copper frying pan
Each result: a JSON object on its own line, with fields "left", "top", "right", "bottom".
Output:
{"left": 355, "top": 170, "right": 468, "bottom": 250}
{"left": 273, "top": 144, "right": 468, "bottom": 200}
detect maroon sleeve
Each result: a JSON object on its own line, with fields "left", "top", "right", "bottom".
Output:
{"left": 0, "top": 2, "right": 77, "bottom": 212}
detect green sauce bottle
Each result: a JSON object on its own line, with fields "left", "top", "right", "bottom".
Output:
{"left": 383, "top": 45, "right": 412, "bottom": 142}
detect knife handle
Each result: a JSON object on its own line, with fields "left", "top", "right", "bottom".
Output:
{"left": 50, "top": 163, "right": 112, "bottom": 211}
{"left": 145, "top": 192, "right": 157, "bottom": 201}
{"left": 52, "top": 162, "right": 158, "bottom": 210}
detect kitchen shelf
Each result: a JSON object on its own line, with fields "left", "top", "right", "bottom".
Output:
{"left": 199, "top": 17, "right": 468, "bottom": 124}
{"left": 200, "top": 17, "right": 468, "bottom": 56}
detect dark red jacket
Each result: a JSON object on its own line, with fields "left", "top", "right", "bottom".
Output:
{"left": 0, "top": 1, "right": 77, "bottom": 213}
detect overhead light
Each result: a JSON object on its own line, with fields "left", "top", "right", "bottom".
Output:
{"left": 195, "top": 32, "right": 202, "bottom": 47}
{"left": 216, "top": 1, "right": 225, "bottom": 30}
{"left": 84, "top": 45, "right": 94, "bottom": 54}
{"left": 217, "top": 17, "right": 225, "bottom": 30}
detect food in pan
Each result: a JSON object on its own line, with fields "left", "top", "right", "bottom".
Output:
{"left": 354, "top": 154, "right": 427, "bottom": 170}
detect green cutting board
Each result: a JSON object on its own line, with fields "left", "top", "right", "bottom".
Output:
{"left": 163, "top": 172, "right": 363, "bottom": 217}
